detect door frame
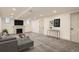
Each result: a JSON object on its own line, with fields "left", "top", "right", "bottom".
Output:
{"left": 39, "top": 19, "right": 44, "bottom": 34}
{"left": 70, "top": 13, "right": 72, "bottom": 41}
{"left": 70, "top": 12, "right": 79, "bottom": 42}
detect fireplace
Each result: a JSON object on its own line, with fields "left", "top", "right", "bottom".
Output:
{"left": 16, "top": 28, "right": 23, "bottom": 34}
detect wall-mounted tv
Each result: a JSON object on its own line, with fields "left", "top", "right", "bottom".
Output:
{"left": 14, "top": 20, "right": 23, "bottom": 25}
{"left": 54, "top": 19, "right": 60, "bottom": 27}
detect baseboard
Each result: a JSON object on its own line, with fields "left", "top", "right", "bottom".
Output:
{"left": 25, "top": 31, "right": 32, "bottom": 33}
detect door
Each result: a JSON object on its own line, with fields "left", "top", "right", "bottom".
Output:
{"left": 70, "top": 12, "right": 79, "bottom": 43}
{"left": 39, "top": 19, "right": 44, "bottom": 34}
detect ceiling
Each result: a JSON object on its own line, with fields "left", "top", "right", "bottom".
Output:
{"left": 0, "top": 7, "right": 79, "bottom": 19}
{"left": 0, "top": 7, "right": 28, "bottom": 17}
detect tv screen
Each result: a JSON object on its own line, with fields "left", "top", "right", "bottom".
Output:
{"left": 54, "top": 19, "right": 60, "bottom": 27}
{"left": 14, "top": 20, "right": 23, "bottom": 25}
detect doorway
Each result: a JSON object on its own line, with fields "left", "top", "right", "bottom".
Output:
{"left": 70, "top": 12, "right": 79, "bottom": 43}
{"left": 39, "top": 19, "right": 44, "bottom": 34}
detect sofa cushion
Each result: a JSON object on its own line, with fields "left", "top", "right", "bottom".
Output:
{"left": 0, "top": 36, "right": 16, "bottom": 42}
{"left": 17, "top": 37, "right": 33, "bottom": 51}
{"left": 17, "top": 37, "right": 33, "bottom": 46}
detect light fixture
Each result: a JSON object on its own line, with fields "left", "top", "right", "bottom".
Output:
{"left": 12, "top": 8, "right": 16, "bottom": 11}
{"left": 53, "top": 10, "right": 57, "bottom": 13}
{"left": 40, "top": 14, "right": 43, "bottom": 16}
{"left": 10, "top": 13, "right": 14, "bottom": 15}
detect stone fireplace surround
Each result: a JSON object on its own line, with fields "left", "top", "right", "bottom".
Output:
{"left": 13, "top": 26, "right": 25, "bottom": 34}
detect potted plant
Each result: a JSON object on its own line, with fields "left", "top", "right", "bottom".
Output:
{"left": 2, "top": 29, "right": 9, "bottom": 36}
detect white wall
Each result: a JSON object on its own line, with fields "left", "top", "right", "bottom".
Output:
{"left": 31, "top": 13, "right": 70, "bottom": 40}
{"left": 44, "top": 17, "right": 51, "bottom": 35}
{"left": 51, "top": 14, "right": 70, "bottom": 40}
{"left": 1, "top": 17, "right": 14, "bottom": 34}
{"left": 0, "top": 13, "right": 70, "bottom": 40}
{"left": 0, "top": 17, "right": 2, "bottom": 32}
{"left": 24, "top": 19, "right": 32, "bottom": 32}
{"left": 31, "top": 20, "right": 39, "bottom": 33}
{"left": 1, "top": 17, "right": 32, "bottom": 34}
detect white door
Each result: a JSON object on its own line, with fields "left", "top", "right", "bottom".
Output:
{"left": 70, "top": 12, "right": 79, "bottom": 43}
{"left": 39, "top": 19, "right": 44, "bottom": 34}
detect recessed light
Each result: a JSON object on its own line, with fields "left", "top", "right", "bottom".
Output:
{"left": 10, "top": 13, "right": 14, "bottom": 15}
{"left": 40, "top": 14, "right": 43, "bottom": 16}
{"left": 53, "top": 10, "right": 57, "bottom": 13}
{"left": 12, "top": 8, "right": 16, "bottom": 11}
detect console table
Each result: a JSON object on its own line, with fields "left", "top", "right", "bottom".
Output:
{"left": 47, "top": 30, "right": 60, "bottom": 39}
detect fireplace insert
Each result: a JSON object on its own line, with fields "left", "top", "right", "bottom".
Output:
{"left": 16, "top": 29, "right": 23, "bottom": 34}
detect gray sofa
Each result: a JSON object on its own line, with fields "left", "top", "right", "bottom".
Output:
{"left": 0, "top": 36, "right": 34, "bottom": 52}
{"left": 0, "top": 37, "right": 17, "bottom": 52}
